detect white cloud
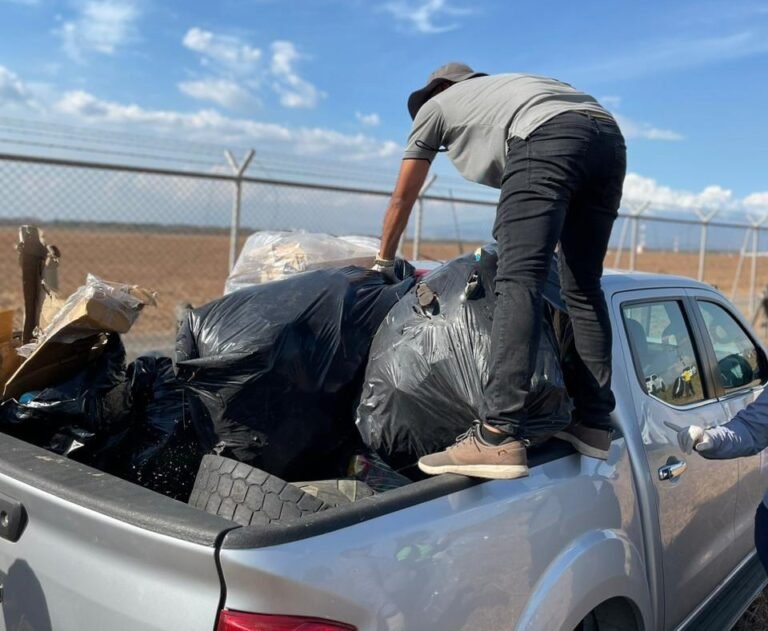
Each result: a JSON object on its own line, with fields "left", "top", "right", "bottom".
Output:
{"left": 355, "top": 111, "right": 381, "bottom": 127}
{"left": 179, "top": 31, "right": 323, "bottom": 110}
{"left": 270, "top": 41, "right": 324, "bottom": 108}
{"left": 597, "top": 96, "right": 682, "bottom": 141}
{"left": 57, "top": 0, "right": 140, "bottom": 61}
{"left": 53, "top": 89, "right": 397, "bottom": 160}
{"left": 615, "top": 114, "right": 683, "bottom": 141}
{"left": 576, "top": 30, "right": 768, "bottom": 82}
{"left": 383, "top": 0, "right": 473, "bottom": 34}
{"left": 0, "top": 65, "right": 36, "bottom": 107}
{"left": 600, "top": 95, "right": 622, "bottom": 109}
{"left": 744, "top": 192, "right": 768, "bottom": 211}
{"left": 182, "top": 27, "right": 261, "bottom": 75}
{"left": 178, "top": 78, "right": 257, "bottom": 110}
{"left": 623, "top": 173, "right": 736, "bottom": 211}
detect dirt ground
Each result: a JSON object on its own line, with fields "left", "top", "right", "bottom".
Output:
{"left": 1, "top": 227, "right": 767, "bottom": 340}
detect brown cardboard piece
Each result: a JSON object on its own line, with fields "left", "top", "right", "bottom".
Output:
{"left": 3, "top": 277, "right": 156, "bottom": 401}
{"left": 0, "top": 310, "right": 21, "bottom": 388}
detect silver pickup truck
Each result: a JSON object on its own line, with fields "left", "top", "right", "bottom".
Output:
{"left": 0, "top": 270, "right": 767, "bottom": 631}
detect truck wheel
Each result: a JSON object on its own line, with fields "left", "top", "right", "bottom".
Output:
{"left": 189, "top": 455, "right": 328, "bottom": 526}
{"left": 576, "top": 611, "right": 599, "bottom": 631}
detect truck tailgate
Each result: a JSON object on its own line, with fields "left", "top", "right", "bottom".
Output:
{"left": 0, "top": 433, "right": 236, "bottom": 631}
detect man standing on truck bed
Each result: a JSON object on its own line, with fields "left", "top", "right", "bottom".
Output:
{"left": 373, "top": 63, "right": 627, "bottom": 480}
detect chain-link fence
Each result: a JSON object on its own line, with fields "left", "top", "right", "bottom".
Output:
{"left": 1, "top": 150, "right": 767, "bottom": 357}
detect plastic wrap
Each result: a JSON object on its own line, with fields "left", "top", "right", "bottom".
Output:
{"left": 224, "top": 231, "right": 410, "bottom": 294}
{"left": 356, "top": 245, "right": 573, "bottom": 469}
{"left": 177, "top": 266, "right": 416, "bottom": 480}
{"left": 31, "top": 274, "right": 156, "bottom": 346}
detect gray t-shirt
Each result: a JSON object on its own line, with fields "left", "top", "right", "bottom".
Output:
{"left": 402, "top": 73, "right": 614, "bottom": 189}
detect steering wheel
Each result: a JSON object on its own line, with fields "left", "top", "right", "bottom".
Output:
{"left": 717, "top": 354, "right": 754, "bottom": 389}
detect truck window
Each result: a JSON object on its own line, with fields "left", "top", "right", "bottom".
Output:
{"left": 622, "top": 301, "right": 705, "bottom": 406}
{"left": 697, "top": 301, "right": 764, "bottom": 392}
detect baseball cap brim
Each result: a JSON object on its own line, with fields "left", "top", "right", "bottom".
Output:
{"left": 407, "top": 70, "right": 487, "bottom": 119}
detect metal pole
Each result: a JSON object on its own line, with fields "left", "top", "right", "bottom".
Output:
{"left": 697, "top": 223, "right": 708, "bottom": 282}
{"left": 449, "top": 189, "right": 464, "bottom": 255}
{"left": 629, "top": 216, "right": 639, "bottom": 272}
{"left": 626, "top": 201, "right": 649, "bottom": 272}
{"left": 750, "top": 225, "right": 760, "bottom": 316}
{"left": 412, "top": 174, "right": 437, "bottom": 260}
{"left": 413, "top": 199, "right": 424, "bottom": 261}
{"left": 695, "top": 209, "right": 718, "bottom": 283}
{"left": 226, "top": 149, "right": 255, "bottom": 272}
{"left": 731, "top": 228, "right": 752, "bottom": 300}
{"left": 613, "top": 215, "right": 630, "bottom": 269}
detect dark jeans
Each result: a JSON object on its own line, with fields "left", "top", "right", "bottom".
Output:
{"left": 481, "top": 111, "right": 626, "bottom": 439}
{"left": 756, "top": 502, "right": 768, "bottom": 574}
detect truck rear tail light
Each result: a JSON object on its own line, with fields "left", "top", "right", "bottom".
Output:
{"left": 217, "top": 610, "right": 357, "bottom": 631}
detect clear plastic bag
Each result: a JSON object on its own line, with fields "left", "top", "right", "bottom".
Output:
{"left": 224, "top": 231, "right": 381, "bottom": 294}
{"left": 32, "top": 274, "right": 156, "bottom": 346}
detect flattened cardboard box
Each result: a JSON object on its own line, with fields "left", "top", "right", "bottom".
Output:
{"left": 3, "top": 284, "right": 155, "bottom": 401}
{"left": 0, "top": 310, "right": 21, "bottom": 388}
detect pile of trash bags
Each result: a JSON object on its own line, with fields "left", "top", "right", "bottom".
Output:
{"left": 2, "top": 334, "right": 200, "bottom": 500}
{"left": 356, "top": 245, "right": 573, "bottom": 470}
{"left": 176, "top": 265, "right": 415, "bottom": 480}
{"left": 0, "top": 228, "right": 576, "bottom": 507}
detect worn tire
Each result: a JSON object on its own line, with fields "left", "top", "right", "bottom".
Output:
{"left": 189, "top": 455, "right": 328, "bottom": 526}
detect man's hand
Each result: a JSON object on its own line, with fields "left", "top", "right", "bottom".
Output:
{"left": 677, "top": 425, "right": 714, "bottom": 454}
{"left": 372, "top": 257, "right": 398, "bottom": 283}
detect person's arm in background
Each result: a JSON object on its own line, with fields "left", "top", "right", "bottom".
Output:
{"left": 377, "top": 159, "right": 430, "bottom": 261}
{"left": 679, "top": 387, "right": 768, "bottom": 458}
{"left": 373, "top": 99, "right": 445, "bottom": 278}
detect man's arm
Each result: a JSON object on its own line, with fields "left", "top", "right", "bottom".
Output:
{"left": 679, "top": 387, "right": 768, "bottom": 458}
{"left": 377, "top": 159, "right": 431, "bottom": 261}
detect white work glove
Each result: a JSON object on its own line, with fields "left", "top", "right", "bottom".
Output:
{"left": 677, "top": 425, "right": 714, "bottom": 454}
{"left": 372, "top": 257, "right": 398, "bottom": 283}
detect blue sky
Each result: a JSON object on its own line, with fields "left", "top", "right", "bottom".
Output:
{"left": 0, "top": 0, "right": 767, "bottom": 213}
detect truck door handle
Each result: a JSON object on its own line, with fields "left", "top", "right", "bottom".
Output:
{"left": 0, "top": 491, "right": 27, "bottom": 542}
{"left": 659, "top": 460, "right": 688, "bottom": 481}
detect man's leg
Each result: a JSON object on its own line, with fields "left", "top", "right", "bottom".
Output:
{"left": 418, "top": 119, "right": 592, "bottom": 479}
{"left": 755, "top": 503, "right": 768, "bottom": 574}
{"left": 555, "top": 117, "right": 625, "bottom": 458}
{"left": 480, "top": 147, "right": 569, "bottom": 441}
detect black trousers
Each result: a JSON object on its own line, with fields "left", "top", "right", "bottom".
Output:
{"left": 481, "top": 112, "right": 626, "bottom": 439}
{"left": 756, "top": 502, "right": 768, "bottom": 574}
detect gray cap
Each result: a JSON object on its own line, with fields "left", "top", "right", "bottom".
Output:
{"left": 407, "top": 62, "right": 487, "bottom": 119}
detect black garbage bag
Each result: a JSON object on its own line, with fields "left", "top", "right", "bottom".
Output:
{"left": 355, "top": 245, "right": 573, "bottom": 469}
{"left": 108, "top": 356, "right": 202, "bottom": 500}
{"left": 1, "top": 339, "right": 202, "bottom": 500}
{"left": 175, "top": 266, "right": 416, "bottom": 480}
{"left": 0, "top": 333, "right": 130, "bottom": 447}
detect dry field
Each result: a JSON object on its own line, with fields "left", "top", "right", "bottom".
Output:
{"left": 1, "top": 226, "right": 767, "bottom": 342}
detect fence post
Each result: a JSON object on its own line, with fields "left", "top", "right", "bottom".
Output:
{"left": 749, "top": 215, "right": 768, "bottom": 315}
{"left": 627, "top": 201, "right": 650, "bottom": 272}
{"left": 413, "top": 174, "right": 437, "bottom": 261}
{"left": 695, "top": 209, "right": 718, "bottom": 282}
{"left": 226, "top": 149, "right": 255, "bottom": 272}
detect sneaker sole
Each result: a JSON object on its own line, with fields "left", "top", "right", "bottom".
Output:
{"left": 417, "top": 461, "right": 529, "bottom": 480}
{"left": 555, "top": 432, "right": 610, "bottom": 460}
